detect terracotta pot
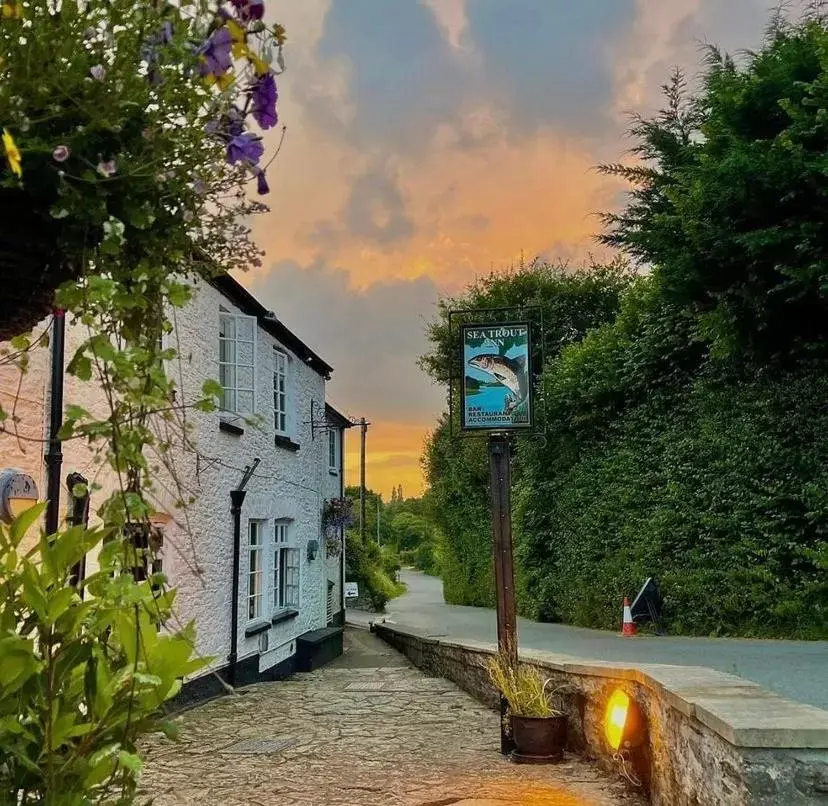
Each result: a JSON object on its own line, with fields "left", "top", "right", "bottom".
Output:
{"left": 511, "top": 714, "right": 567, "bottom": 759}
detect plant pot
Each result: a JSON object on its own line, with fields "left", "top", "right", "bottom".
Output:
{"left": 0, "top": 188, "right": 68, "bottom": 341}
{"left": 511, "top": 714, "right": 567, "bottom": 761}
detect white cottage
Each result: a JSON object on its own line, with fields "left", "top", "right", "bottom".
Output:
{"left": 0, "top": 273, "right": 350, "bottom": 705}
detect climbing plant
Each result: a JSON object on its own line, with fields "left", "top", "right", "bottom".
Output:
{"left": 0, "top": 0, "right": 288, "bottom": 800}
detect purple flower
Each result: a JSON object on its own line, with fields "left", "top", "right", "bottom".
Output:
{"left": 255, "top": 168, "right": 269, "bottom": 195}
{"left": 226, "top": 132, "right": 264, "bottom": 166}
{"left": 251, "top": 73, "right": 278, "bottom": 130}
{"left": 90, "top": 64, "right": 106, "bottom": 81}
{"left": 97, "top": 159, "right": 116, "bottom": 177}
{"left": 231, "top": 0, "right": 264, "bottom": 22}
{"left": 197, "top": 27, "right": 233, "bottom": 77}
{"left": 193, "top": 178, "right": 209, "bottom": 195}
{"left": 52, "top": 145, "right": 70, "bottom": 163}
{"left": 161, "top": 21, "right": 174, "bottom": 44}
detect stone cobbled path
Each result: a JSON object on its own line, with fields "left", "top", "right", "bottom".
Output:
{"left": 140, "top": 630, "right": 646, "bottom": 805}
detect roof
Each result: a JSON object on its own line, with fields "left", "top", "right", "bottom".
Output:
{"left": 325, "top": 403, "right": 353, "bottom": 429}
{"left": 209, "top": 273, "right": 334, "bottom": 379}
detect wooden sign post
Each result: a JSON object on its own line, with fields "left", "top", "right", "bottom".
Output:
{"left": 489, "top": 432, "right": 518, "bottom": 754}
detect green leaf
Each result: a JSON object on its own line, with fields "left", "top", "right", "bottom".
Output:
{"left": 118, "top": 750, "right": 144, "bottom": 775}
{"left": 10, "top": 501, "right": 46, "bottom": 546}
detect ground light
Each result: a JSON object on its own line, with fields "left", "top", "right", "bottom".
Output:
{"left": 604, "top": 688, "right": 645, "bottom": 751}
{"left": 0, "top": 468, "right": 39, "bottom": 524}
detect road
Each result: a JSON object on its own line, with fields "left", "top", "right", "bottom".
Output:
{"left": 376, "top": 570, "right": 828, "bottom": 711}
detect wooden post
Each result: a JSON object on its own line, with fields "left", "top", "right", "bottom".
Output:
{"left": 489, "top": 432, "right": 517, "bottom": 756}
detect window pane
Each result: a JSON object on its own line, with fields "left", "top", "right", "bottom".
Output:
{"left": 220, "top": 387, "right": 235, "bottom": 413}
{"left": 238, "top": 338, "right": 254, "bottom": 370}
{"left": 237, "top": 364, "right": 254, "bottom": 392}
{"left": 237, "top": 317, "right": 254, "bottom": 341}
{"left": 220, "top": 314, "right": 235, "bottom": 340}
{"left": 237, "top": 390, "right": 254, "bottom": 414}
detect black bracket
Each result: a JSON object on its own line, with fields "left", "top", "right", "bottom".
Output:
{"left": 304, "top": 399, "right": 339, "bottom": 441}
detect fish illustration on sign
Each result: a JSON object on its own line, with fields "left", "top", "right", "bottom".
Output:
{"left": 467, "top": 352, "right": 528, "bottom": 412}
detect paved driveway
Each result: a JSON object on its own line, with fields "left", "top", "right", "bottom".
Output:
{"left": 140, "top": 629, "right": 644, "bottom": 806}
{"left": 372, "top": 571, "right": 828, "bottom": 711}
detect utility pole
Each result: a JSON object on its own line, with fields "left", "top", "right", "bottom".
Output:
{"left": 359, "top": 417, "right": 368, "bottom": 543}
{"left": 377, "top": 498, "right": 380, "bottom": 546}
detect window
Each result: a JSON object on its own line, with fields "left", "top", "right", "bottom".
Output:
{"left": 271, "top": 520, "right": 299, "bottom": 611}
{"left": 247, "top": 521, "right": 265, "bottom": 620}
{"left": 328, "top": 428, "right": 338, "bottom": 472}
{"left": 219, "top": 308, "right": 256, "bottom": 415}
{"left": 273, "top": 348, "right": 288, "bottom": 434}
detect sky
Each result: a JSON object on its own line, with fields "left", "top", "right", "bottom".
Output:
{"left": 241, "top": 0, "right": 774, "bottom": 499}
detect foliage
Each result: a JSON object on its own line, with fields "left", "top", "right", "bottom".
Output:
{"left": 0, "top": 3, "right": 288, "bottom": 801}
{"left": 322, "top": 497, "right": 353, "bottom": 557}
{"left": 422, "top": 11, "right": 828, "bottom": 639}
{"left": 0, "top": 0, "right": 285, "bottom": 276}
{"left": 421, "top": 260, "right": 633, "bottom": 606}
{"left": 344, "top": 487, "right": 403, "bottom": 611}
{"left": 486, "top": 654, "right": 560, "bottom": 718}
{"left": 0, "top": 505, "right": 207, "bottom": 804}
{"left": 599, "top": 19, "right": 828, "bottom": 361}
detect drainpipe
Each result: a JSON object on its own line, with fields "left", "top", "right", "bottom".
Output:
{"left": 228, "top": 459, "right": 259, "bottom": 687}
{"left": 44, "top": 309, "right": 65, "bottom": 535}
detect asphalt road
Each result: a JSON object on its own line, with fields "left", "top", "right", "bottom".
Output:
{"left": 380, "top": 570, "right": 828, "bottom": 711}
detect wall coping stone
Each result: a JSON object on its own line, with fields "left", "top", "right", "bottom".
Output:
{"left": 374, "top": 622, "right": 828, "bottom": 750}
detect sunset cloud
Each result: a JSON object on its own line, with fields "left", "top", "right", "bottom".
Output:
{"left": 239, "top": 0, "right": 775, "bottom": 496}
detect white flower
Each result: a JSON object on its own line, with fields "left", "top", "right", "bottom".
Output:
{"left": 90, "top": 64, "right": 106, "bottom": 81}
{"left": 103, "top": 217, "right": 125, "bottom": 244}
{"left": 97, "top": 159, "right": 116, "bottom": 177}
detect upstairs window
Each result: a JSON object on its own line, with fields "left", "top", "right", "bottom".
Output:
{"left": 273, "top": 348, "right": 288, "bottom": 435}
{"left": 219, "top": 308, "right": 256, "bottom": 416}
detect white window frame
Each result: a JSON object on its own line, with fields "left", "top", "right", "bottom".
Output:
{"left": 328, "top": 428, "right": 338, "bottom": 473}
{"left": 247, "top": 520, "right": 265, "bottom": 623}
{"left": 219, "top": 306, "right": 257, "bottom": 417}
{"left": 273, "top": 347, "right": 289, "bottom": 436}
{"left": 271, "top": 520, "right": 299, "bottom": 613}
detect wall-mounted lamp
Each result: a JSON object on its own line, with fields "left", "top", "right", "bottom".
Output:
{"left": 0, "top": 468, "right": 39, "bottom": 525}
{"left": 307, "top": 539, "right": 319, "bottom": 561}
{"left": 604, "top": 689, "right": 645, "bottom": 752}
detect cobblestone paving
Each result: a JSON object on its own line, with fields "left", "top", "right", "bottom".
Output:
{"left": 140, "top": 630, "right": 646, "bottom": 806}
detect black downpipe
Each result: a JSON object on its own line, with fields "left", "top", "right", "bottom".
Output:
{"left": 228, "top": 488, "right": 247, "bottom": 687}
{"left": 44, "top": 309, "right": 66, "bottom": 535}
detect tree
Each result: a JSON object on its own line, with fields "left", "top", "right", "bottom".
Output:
{"left": 421, "top": 259, "right": 633, "bottom": 605}
{"left": 599, "top": 20, "right": 828, "bottom": 361}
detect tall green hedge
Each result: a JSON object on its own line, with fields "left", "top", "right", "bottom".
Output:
{"left": 421, "top": 14, "right": 828, "bottom": 638}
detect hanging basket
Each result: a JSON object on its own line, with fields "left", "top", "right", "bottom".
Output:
{"left": 0, "top": 188, "right": 70, "bottom": 341}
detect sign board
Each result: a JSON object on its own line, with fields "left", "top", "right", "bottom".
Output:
{"left": 344, "top": 581, "right": 359, "bottom": 599}
{"left": 460, "top": 322, "right": 532, "bottom": 430}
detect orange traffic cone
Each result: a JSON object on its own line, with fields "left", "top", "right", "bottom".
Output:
{"left": 622, "top": 597, "right": 637, "bottom": 637}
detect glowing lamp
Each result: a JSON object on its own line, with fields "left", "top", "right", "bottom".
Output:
{"left": 604, "top": 689, "right": 645, "bottom": 751}
{"left": 0, "top": 468, "right": 39, "bottom": 525}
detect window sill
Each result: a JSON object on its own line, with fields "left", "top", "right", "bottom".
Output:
{"left": 244, "top": 618, "right": 270, "bottom": 637}
{"left": 271, "top": 608, "right": 299, "bottom": 625}
{"left": 274, "top": 434, "right": 300, "bottom": 452}
{"left": 219, "top": 419, "right": 245, "bottom": 436}
{"left": 328, "top": 468, "right": 339, "bottom": 476}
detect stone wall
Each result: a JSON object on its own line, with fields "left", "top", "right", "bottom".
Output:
{"left": 374, "top": 623, "right": 828, "bottom": 806}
